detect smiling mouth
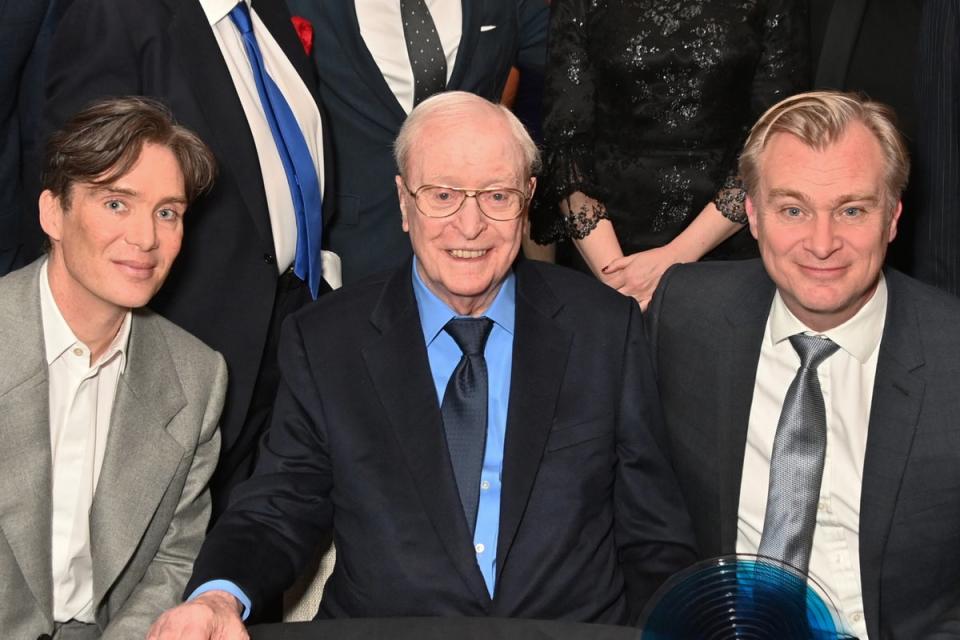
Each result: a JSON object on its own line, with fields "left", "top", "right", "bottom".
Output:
{"left": 448, "top": 249, "right": 488, "bottom": 259}
{"left": 799, "top": 264, "right": 847, "bottom": 277}
{"left": 114, "top": 260, "right": 157, "bottom": 278}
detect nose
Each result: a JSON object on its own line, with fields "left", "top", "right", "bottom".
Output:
{"left": 124, "top": 211, "right": 159, "bottom": 251}
{"left": 805, "top": 213, "right": 841, "bottom": 259}
{"left": 453, "top": 194, "right": 486, "bottom": 239}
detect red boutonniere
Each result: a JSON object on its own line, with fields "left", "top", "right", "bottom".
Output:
{"left": 291, "top": 15, "right": 314, "bottom": 56}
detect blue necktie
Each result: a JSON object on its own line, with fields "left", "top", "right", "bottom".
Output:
{"left": 230, "top": 2, "right": 323, "bottom": 298}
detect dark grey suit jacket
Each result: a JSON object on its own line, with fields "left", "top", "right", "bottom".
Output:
{"left": 647, "top": 259, "right": 960, "bottom": 639}
{"left": 283, "top": 0, "right": 548, "bottom": 284}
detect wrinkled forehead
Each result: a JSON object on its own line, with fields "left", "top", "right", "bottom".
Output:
{"left": 405, "top": 113, "right": 527, "bottom": 182}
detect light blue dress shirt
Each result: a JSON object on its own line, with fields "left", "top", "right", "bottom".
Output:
{"left": 190, "top": 259, "right": 515, "bottom": 614}
{"left": 411, "top": 257, "right": 515, "bottom": 596}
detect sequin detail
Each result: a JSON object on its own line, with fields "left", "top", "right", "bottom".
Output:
{"left": 530, "top": 0, "right": 809, "bottom": 251}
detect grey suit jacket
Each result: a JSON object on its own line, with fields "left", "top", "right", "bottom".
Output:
{"left": 648, "top": 259, "right": 960, "bottom": 639}
{"left": 0, "top": 260, "right": 227, "bottom": 639}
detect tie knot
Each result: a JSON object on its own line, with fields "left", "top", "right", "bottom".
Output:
{"left": 229, "top": 2, "right": 253, "bottom": 34}
{"left": 444, "top": 317, "right": 493, "bottom": 356}
{"left": 789, "top": 333, "right": 840, "bottom": 370}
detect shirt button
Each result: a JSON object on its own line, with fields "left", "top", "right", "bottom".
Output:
{"left": 818, "top": 500, "right": 828, "bottom": 512}
{"left": 72, "top": 347, "right": 84, "bottom": 357}
{"left": 481, "top": 481, "right": 490, "bottom": 491}
{"left": 852, "top": 612, "right": 863, "bottom": 622}
{"left": 475, "top": 543, "right": 485, "bottom": 554}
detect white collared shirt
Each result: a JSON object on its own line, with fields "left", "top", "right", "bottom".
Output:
{"left": 737, "top": 277, "right": 888, "bottom": 640}
{"left": 199, "top": 0, "right": 340, "bottom": 287}
{"left": 41, "top": 261, "right": 132, "bottom": 623}
{"left": 355, "top": 0, "right": 462, "bottom": 114}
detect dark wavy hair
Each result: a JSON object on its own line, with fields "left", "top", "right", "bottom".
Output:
{"left": 42, "top": 96, "right": 217, "bottom": 209}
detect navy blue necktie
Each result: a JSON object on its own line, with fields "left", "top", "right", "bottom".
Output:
{"left": 441, "top": 317, "right": 493, "bottom": 534}
{"left": 230, "top": 2, "right": 323, "bottom": 298}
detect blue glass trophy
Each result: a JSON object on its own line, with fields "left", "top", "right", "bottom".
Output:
{"left": 641, "top": 555, "right": 858, "bottom": 639}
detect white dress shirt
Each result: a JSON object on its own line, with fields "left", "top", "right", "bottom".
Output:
{"left": 737, "top": 278, "right": 888, "bottom": 640}
{"left": 355, "top": 0, "right": 462, "bottom": 114}
{"left": 41, "top": 261, "right": 132, "bottom": 623}
{"left": 200, "top": 0, "right": 340, "bottom": 288}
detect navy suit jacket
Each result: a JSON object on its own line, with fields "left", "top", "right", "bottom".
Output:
{"left": 283, "top": 0, "right": 548, "bottom": 284}
{"left": 188, "top": 259, "right": 696, "bottom": 624}
{"left": 40, "top": 0, "right": 334, "bottom": 510}
{"left": 648, "top": 259, "right": 960, "bottom": 639}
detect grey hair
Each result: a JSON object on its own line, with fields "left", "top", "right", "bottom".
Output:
{"left": 393, "top": 91, "right": 541, "bottom": 179}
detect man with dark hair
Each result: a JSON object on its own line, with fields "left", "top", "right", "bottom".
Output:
{"left": 650, "top": 91, "right": 960, "bottom": 638}
{"left": 0, "top": 96, "right": 226, "bottom": 639}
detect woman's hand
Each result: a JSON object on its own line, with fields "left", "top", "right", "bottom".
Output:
{"left": 601, "top": 244, "right": 684, "bottom": 309}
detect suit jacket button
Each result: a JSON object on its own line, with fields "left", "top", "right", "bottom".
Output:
{"left": 263, "top": 253, "right": 276, "bottom": 265}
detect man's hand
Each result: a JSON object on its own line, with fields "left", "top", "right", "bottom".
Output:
{"left": 146, "top": 590, "right": 248, "bottom": 640}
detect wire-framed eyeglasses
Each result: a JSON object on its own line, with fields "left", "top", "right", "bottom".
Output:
{"left": 403, "top": 183, "right": 528, "bottom": 221}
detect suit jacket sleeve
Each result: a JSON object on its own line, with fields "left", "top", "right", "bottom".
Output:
{"left": 185, "top": 315, "right": 334, "bottom": 615}
{"left": 101, "top": 353, "right": 226, "bottom": 639}
{"left": 615, "top": 300, "right": 698, "bottom": 620}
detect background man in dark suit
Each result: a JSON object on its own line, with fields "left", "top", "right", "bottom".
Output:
{"left": 912, "top": 0, "right": 960, "bottom": 296}
{"left": 284, "top": 0, "right": 548, "bottom": 285}
{"left": 40, "top": 0, "right": 337, "bottom": 519}
{"left": 147, "top": 92, "right": 696, "bottom": 638}
{"left": 649, "top": 91, "right": 960, "bottom": 639}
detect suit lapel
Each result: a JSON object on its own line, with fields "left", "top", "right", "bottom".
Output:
{"left": 89, "top": 314, "right": 187, "bottom": 609}
{"left": 448, "top": 0, "right": 480, "bottom": 89}
{"left": 0, "top": 261, "right": 53, "bottom": 623}
{"left": 0, "top": 262, "right": 53, "bottom": 622}
{"left": 361, "top": 262, "right": 491, "bottom": 604}
{"left": 494, "top": 261, "right": 571, "bottom": 586}
{"left": 859, "top": 272, "right": 924, "bottom": 639}
{"left": 325, "top": 2, "right": 407, "bottom": 126}
{"left": 714, "top": 264, "right": 775, "bottom": 554}
{"left": 256, "top": 0, "right": 336, "bottom": 217}
{"left": 254, "top": 0, "right": 316, "bottom": 93}
{"left": 166, "top": 0, "right": 274, "bottom": 244}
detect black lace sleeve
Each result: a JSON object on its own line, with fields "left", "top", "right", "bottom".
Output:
{"left": 712, "top": 0, "right": 810, "bottom": 224}
{"left": 529, "top": 0, "right": 610, "bottom": 244}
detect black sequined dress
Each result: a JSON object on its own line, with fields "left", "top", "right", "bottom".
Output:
{"left": 531, "top": 0, "right": 808, "bottom": 256}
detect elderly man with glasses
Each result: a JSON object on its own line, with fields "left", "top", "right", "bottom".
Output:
{"left": 148, "top": 91, "right": 696, "bottom": 639}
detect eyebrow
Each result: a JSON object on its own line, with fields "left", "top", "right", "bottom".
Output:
{"left": 90, "top": 185, "right": 188, "bottom": 206}
{"left": 766, "top": 188, "right": 881, "bottom": 209}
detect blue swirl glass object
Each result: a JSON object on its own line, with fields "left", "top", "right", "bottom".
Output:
{"left": 641, "top": 555, "right": 858, "bottom": 639}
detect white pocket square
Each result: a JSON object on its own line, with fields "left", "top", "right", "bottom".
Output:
{"left": 480, "top": 24, "right": 497, "bottom": 32}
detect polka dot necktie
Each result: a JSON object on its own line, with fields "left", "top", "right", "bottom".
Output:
{"left": 400, "top": 0, "right": 447, "bottom": 106}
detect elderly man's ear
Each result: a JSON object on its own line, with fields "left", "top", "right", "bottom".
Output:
{"left": 396, "top": 175, "right": 410, "bottom": 231}
{"left": 39, "top": 189, "right": 65, "bottom": 244}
